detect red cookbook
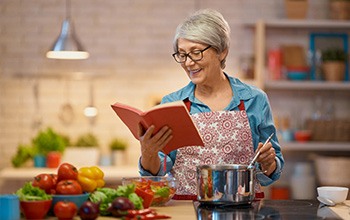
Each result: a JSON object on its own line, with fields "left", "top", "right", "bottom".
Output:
{"left": 111, "top": 101, "right": 204, "bottom": 154}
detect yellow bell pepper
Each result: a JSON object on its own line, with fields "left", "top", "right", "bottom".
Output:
{"left": 77, "top": 166, "right": 105, "bottom": 192}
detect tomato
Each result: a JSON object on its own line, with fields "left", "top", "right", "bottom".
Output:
{"left": 54, "top": 201, "right": 77, "bottom": 220}
{"left": 56, "top": 180, "right": 83, "bottom": 195}
{"left": 32, "top": 173, "right": 56, "bottom": 194}
{"left": 57, "top": 163, "right": 78, "bottom": 181}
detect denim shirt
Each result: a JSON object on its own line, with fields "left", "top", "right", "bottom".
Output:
{"left": 139, "top": 73, "right": 284, "bottom": 186}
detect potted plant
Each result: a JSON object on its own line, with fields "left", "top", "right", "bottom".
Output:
{"left": 109, "top": 138, "right": 128, "bottom": 166}
{"left": 11, "top": 144, "right": 35, "bottom": 168}
{"left": 74, "top": 133, "right": 99, "bottom": 147}
{"left": 329, "top": 0, "right": 350, "bottom": 20}
{"left": 31, "top": 127, "right": 67, "bottom": 168}
{"left": 62, "top": 133, "right": 100, "bottom": 167}
{"left": 321, "top": 48, "right": 347, "bottom": 81}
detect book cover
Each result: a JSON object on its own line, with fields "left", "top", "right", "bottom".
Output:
{"left": 111, "top": 101, "right": 204, "bottom": 154}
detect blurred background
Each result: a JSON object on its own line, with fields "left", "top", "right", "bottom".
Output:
{"left": 0, "top": 0, "right": 349, "bottom": 199}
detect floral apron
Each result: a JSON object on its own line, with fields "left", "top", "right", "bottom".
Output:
{"left": 171, "top": 99, "right": 255, "bottom": 197}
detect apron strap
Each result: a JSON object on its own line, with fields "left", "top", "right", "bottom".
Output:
{"left": 238, "top": 100, "right": 245, "bottom": 111}
{"left": 183, "top": 98, "right": 191, "bottom": 112}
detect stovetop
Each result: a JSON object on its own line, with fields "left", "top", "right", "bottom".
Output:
{"left": 194, "top": 200, "right": 342, "bottom": 220}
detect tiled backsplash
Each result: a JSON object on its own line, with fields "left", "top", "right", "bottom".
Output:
{"left": 0, "top": 0, "right": 329, "bottom": 169}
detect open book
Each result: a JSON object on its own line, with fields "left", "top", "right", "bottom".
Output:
{"left": 111, "top": 101, "right": 204, "bottom": 154}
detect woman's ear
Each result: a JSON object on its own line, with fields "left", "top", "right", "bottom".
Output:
{"left": 219, "top": 48, "right": 229, "bottom": 61}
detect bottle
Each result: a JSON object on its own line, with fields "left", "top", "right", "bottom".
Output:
{"left": 291, "top": 162, "right": 316, "bottom": 199}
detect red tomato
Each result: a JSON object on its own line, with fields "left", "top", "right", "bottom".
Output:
{"left": 54, "top": 201, "right": 77, "bottom": 220}
{"left": 51, "top": 174, "right": 58, "bottom": 194}
{"left": 32, "top": 173, "right": 56, "bottom": 194}
{"left": 56, "top": 180, "right": 83, "bottom": 195}
{"left": 57, "top": 163, "right": 78, "bottom": 181}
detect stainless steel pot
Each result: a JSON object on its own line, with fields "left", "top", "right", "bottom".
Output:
{"left": 197, "top": 164, "right": 256, "bottom": 205}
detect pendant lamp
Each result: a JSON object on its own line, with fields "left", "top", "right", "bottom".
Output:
{"left": 46, "top": 0, "right": 89, "bottom": 60}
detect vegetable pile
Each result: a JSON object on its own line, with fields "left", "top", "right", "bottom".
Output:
{"left": 14, "top": 162, "right": 172, "bottom": 219}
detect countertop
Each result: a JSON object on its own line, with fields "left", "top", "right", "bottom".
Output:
{"left": 2, "top": 167, "right": 349, "bottom": 219}
{"left": 19, "top": 200, "right": 350, "bottom": 220}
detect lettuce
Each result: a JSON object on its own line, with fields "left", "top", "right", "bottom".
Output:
{"left": 90, "top": 187, "right": 119, "bottom": 216}
{"left": 153, "top": 186, "right": 170, "bottom": 198}
{"left": 128, "top": 192, "right": 143, "bottom": 210}
{"left": 15, "top": 182, "right": 52, "bottom": 201}
{"left": 89, "top": 185, "right": 144, "bottom": 216}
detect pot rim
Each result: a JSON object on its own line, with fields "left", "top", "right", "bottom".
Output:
{"left": 197, "top": 164, "right": 253, "bottom": 170}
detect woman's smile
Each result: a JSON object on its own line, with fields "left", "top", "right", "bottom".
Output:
{"left": 189, "top": 68, "right": 202, "bottom": 77}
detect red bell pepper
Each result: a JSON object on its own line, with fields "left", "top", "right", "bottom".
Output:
{"left": 135, "top": 187, "right": 154, "bottom": 208}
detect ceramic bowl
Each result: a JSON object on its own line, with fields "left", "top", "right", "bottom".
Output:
{"left": 52, "top": 193, "right": 89, "bottom": 209}
{"left": 20, "top": 199, "right": 52, "bottom": 220}
{"left": 286, "top": 66, "right": 310, "bottom": 81}
{"left": 122, "top": 176, "right": 177, "bottom": 207}
{"left": 287, "top": 71, "right": 309, "bottom": 81}
{"left": 317, "top": 186, "right": 349, "bottom": 204}
{"left": 294, "top": 130, "right": 312, "bottom": 142}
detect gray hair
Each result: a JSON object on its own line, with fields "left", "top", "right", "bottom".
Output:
{"left": 173, "top": 9, "right": 231, "bottom": 69}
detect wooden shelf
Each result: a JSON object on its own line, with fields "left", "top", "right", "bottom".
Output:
{"left": 281, "top": 141, "right": 350, "bottom": 151}
{"left": 265, "top": 80, "right": 350, "bottom": 90}
{"left": 243, "top": 19, "right": 350, "bottom": 29}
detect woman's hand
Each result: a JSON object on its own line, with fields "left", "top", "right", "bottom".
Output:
{"left": 138, "top": 123, "right": 173, "bottom": 175}
{"left": 255, "top": 141, "right": 276, "bottom": 176}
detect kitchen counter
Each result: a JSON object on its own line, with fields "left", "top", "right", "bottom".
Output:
{"left": 19, "top": 200, "right": 350, "bottom": 220}
{"left": 0, "top": 166, "right": 139, "bottom": 193}
{"left": 2, "top": 167, "right": 349, "bottom": 219}
{"left": 162, "top": 200, "right": 347, "bottom": 220}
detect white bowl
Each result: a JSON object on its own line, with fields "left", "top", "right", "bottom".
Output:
{"left": 317, "top": 186, "right": 349, "bottom": 204}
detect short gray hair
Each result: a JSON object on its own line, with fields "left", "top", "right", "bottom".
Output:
{"left": 173, "top": 9, "right": 230, "bottom": 69}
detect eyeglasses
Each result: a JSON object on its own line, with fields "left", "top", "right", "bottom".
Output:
{"left": 172, "top": 45, "right": 211, "bottom": 63}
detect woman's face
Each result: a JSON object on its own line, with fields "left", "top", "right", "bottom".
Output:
{"left": 177, "top": 38, "right": 226, "bottom": 85}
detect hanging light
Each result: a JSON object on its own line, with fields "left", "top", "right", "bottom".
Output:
{"left": 46, "top": 0, "right": 89, "bottom": 60}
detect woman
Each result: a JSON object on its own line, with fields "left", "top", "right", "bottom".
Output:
{"left": 138, "top": 9, "right": 284, "bottom": 198}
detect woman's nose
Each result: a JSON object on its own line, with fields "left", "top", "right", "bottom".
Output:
{"left": 184, "top": 57, "right": 195, "bottom": 66}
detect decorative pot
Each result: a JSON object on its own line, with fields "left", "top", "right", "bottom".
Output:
{"left": 322, "top": 61, "right": 346, "bottom": 81}
{"left": 330, "top": 1, "right": 350, "bottom": 20}
{"left": 61, "top": 147, "right": 100, "bottom": 167}
{"left": 284, "top": 0, "right": 308, "bottom": 19}
{"left": 112, "top": 150, "right": 127, "bottom": 166}
{"left": 46, "top": 151, "right": 61, "bottom": 168}
{"left": 33, "top": 155, "right": 46, "bottom": 168}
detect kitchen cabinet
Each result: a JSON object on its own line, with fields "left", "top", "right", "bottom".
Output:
{"left": 244, "top": 19, "right": 350, "bottom": 151}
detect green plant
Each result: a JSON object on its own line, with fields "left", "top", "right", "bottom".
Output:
{"left": 11, "top": 144, "right": 35, "bottom": 167}
{"left": 32, "top": 127, "right": 67, "bottom": 155}
{"left": 75, "top": 133, "right": 99, "bottom": 147}
{"left": 321, "top": 48, "right": 347, "bottom": 62}
{"left": 109, "top": 138, "right": 128, "bottom": 151}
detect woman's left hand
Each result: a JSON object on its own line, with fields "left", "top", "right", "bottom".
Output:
{"left": 255, "top": 142, "right": 276, "bottom": 176}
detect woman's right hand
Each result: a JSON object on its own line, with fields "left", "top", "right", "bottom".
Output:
{"left": 138, "top": 124, "right": 173, "bottom": 174}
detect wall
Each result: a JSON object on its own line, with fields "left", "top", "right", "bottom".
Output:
{"left": 0, "top": 0, "right": 330, "bottom": 169}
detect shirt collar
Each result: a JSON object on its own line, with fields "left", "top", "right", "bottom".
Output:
{"left": 178, "top": 73, "right": 254, "bottom": 107}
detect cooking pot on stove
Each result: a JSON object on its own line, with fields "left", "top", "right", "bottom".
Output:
{"left": 197, "top": 164, "right": 256, "bottom": 205}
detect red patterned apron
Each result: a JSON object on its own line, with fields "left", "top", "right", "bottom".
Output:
{"left": 171, "top": 100, "right": 255, "bottom": 196}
